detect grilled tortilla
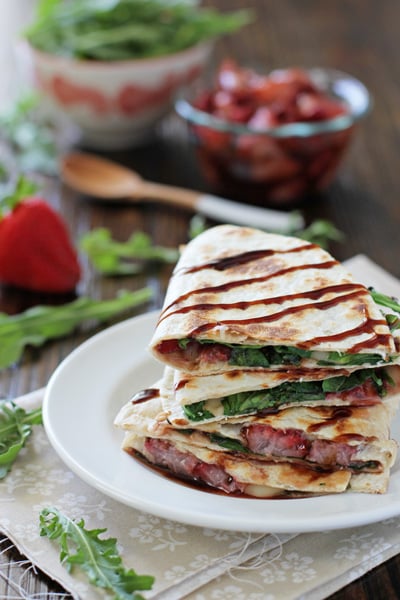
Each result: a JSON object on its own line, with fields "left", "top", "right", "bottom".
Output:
{"left": 160, "top": 364, "right": 400, "bottom": 427}
{"left": 150, "top": 225, "right": 400, "bottom": 374}
{"left": 115, "top": 387, "right": 398, "bottom": 496}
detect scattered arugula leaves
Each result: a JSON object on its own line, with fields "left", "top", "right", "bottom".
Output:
{"left": 0, "top": 93, "right": 59, "bottom": 175}
{"left": 294, "top": 219, "right": 344, "bottom": 249}
{"left": 80, "top": 228, "right": 179, "bottom": 275}
{"left": 0, "top": 400, "right": 42, "bottom": 479}
{"left": 39, "top": 507, "right": 154, "bottom": 599}
{"left": 0, "top": 288, "right": 152, "bottom": 369}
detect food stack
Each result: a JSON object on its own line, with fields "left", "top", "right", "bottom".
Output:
{"left": 115, "top": 225, "right": 400, "bottom": 497}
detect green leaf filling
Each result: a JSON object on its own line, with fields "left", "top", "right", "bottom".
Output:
{"left": 183, "top": 368, "right": 389, "bottom": 421}
{"left": 177, "top": 337, "right": 389, "bottom": 368}
{"left": 209, "top": 433, "right": 250, "bottom": 454}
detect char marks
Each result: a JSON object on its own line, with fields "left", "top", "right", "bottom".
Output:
{"left": 159, "top": 259, "right": 339, "bottom": 322}
{"left": 176, "top": 243, "right": 316, "bottom": 274}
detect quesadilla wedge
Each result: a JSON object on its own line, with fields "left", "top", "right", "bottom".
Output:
{"left": 115, "top": 387, "right": 398, "bottom": 496}
{"left": 161, "top": 365, "right": 400, "bottom": 427}
{"left": 150, "top": 225, "right": 400, "bottom": 374}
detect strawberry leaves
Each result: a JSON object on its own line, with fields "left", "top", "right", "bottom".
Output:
{"left": 39, "top": 508, "right": 154, "bottom": 599}
{"left": 0, "top": 175, "right": 39, "bottom": 217}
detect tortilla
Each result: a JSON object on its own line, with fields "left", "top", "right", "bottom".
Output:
{"left": 149, "top": 225, "right": 400, "bottom": 374}
{"left": 160, "top": 364, "right": 400, "bottom": 427}
{"left": 115, "top": 389, "right": 398, "bottom": 496}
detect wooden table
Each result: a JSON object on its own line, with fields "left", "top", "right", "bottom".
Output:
{"left": 1, "top": 0, "right": 400, "bottom": 598}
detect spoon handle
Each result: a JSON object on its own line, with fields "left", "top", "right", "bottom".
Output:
{"left": 195, "top": 193, "right": 304, "bottom": 232}
{"left": 140, "top": 181, "right": 303, "bottom": 232}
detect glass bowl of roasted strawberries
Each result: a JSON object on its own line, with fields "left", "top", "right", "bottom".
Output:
{"left": 176, "top": 61, "right": 371, "bottom": 206}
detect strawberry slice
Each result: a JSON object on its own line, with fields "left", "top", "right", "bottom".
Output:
{"left": 0, "top": 197, "right": 81, "bottom": 293}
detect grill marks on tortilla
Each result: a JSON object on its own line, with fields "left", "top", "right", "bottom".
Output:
{"left": 159, "top": 259, "right": 339, "bottom": 323}
{"left": 159, "top": 248, "right": 389, "bottom": 350}
{"left": 188, "top": 287, "right": 384, "bottom": 341}
{"left": 175, "top": 243, "right": 315, "bottom": 274}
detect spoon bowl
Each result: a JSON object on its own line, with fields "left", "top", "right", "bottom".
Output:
{"left": 61, "top": 153, "right": 145, "bottom": 200}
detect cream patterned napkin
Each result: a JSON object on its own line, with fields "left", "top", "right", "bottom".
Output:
{"left": 1, "top": 255, "right": 400, "bottom": 600}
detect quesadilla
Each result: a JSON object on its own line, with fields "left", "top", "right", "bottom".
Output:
{"left": 149, "top": 225, "right": 400, "bottom": 374}
{"left": 116, "top": 225, "right": 400, "bottom": 497}
{"left": 115, "top": 384, "right": 399, "bottom": 496}
{"left": 161, "top": 364, "right": 400, "bottom": 427}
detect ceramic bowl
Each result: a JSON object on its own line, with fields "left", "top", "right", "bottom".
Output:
{"left": 25, "top": 41, "right": 212, "bottom": 150}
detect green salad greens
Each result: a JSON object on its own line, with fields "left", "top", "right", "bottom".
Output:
{"left": 178, "top": 337, "right": 389, "bottom": 369}
{"left": 183, "top": 368, "right": 391, "bottom": 422}
{"left": 25, "top": 0, "right": 251, "bottom": 60}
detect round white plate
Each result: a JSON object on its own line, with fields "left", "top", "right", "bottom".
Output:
{"left": 43, "top": 311, "right": 400, "bottom": 533}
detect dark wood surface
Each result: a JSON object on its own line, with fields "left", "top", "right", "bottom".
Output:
{"left": 1, "top": 0, "right": 400, "bottom": 598}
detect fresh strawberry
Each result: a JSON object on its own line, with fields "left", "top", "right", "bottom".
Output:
{"left": 0, "top": 188, "right": 81, "bottom": 293}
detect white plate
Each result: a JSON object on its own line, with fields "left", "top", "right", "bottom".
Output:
{"left": 43, "top": 311, "right": 400, "bottom": 533}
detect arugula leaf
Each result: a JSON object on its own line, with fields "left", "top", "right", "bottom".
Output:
{"left": 177, "top": 336, "right": 387, "bottom": 368}
{"left": 80, "top": 228, "right": 179, "bottom": 275}
{"left": 0, "top": 92, "right": 59, "bottom": 175}
{"left": 39, "top": 507, "right": 154, "bottom": 599}
{"left": 209, "top": 433, "right": 250, "bottom": 454}
{"left": 183, "top": 401, "right": 215, "bottom": 422}
{"left": 25, "top": 0, "right": 251, "bottom": 60}
{"left": 370, "top": 288, "right": 400, "bottom": 314}
{"left": 184, "top": 368, "right": 390, "bottom": 421}
{"left": 385, "top": 313, "right": 400, "bottom": 331}
{"left": 295, "top": 219, "right": 344, "bottom": 249}
{"left": 222, "top": 382, "right": 326, "bottom": 417}
{"left": 0, "top": 288, "right": 152, "bottom": 369}
{"left": 0, "top": 401, "right": 42, "bottom": 478}
{"left": 321, "top": 368, "right": 386, "bottom": 394}
{"left": 229, "top": 347, "right": 270, "bottom": 367}
{"left": 317, "top": 351, "right": 384, "bottom": 367}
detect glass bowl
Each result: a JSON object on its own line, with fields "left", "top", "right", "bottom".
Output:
{"left": 175, "top": 64, "right": 371, "bottom": 206}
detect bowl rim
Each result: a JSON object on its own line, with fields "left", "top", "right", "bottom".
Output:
{"left": 23, "top": 38, "right": 212, "bottom": 69}
{"left": 175, "top": 66, "right": 372, "bottom": 138}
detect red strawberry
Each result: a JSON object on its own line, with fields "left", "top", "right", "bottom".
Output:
{"left": 0, "top": 198, "right": 81, "bottom": 293}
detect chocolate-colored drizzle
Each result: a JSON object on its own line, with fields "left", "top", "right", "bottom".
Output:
{"left": 177, "top": 243, "right": 315, "bottom": 274}
{"left": 131, "top": 388, "right": 159, "bottom": 404}
{"left": 159, "top": 259, "right": 339, "bottom": 321}
{"left": 188, "top": 289, "right": 386, "bottom": 343}
{"left": 174, "top": 379, "right": 189, "bottom": 391}
{"left": 307, "top": 407, "right": 353, "bottom": 433}
{"left": 161, "top": 282, "right": 366, "bottom": 323}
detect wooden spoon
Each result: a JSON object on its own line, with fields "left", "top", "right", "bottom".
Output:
{"left": 60, "top": 152, "right": 304, "bottom": 232}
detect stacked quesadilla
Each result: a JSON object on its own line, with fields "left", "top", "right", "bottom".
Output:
{"left": 115, "top": 225, "right": 400, "bottom": 497}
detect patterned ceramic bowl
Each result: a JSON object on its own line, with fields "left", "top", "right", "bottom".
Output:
{"left": 24, "top": 41, "right": 212, "bottom": 150}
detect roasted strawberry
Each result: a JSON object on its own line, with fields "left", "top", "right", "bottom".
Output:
{"left": 0, "top": 197, "right": 81, "bottom": 293}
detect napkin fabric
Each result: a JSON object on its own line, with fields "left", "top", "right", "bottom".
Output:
{"left": 1, "top": 255, "right": 400, "bottom": 600}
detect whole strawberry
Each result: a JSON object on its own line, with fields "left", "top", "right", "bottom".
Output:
{"left": 0, "top": 177, "right": 81, "bottom": 293}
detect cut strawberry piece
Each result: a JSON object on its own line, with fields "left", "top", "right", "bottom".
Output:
{"left": 0, "top": 198, "right": 81, "bottom": 293}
